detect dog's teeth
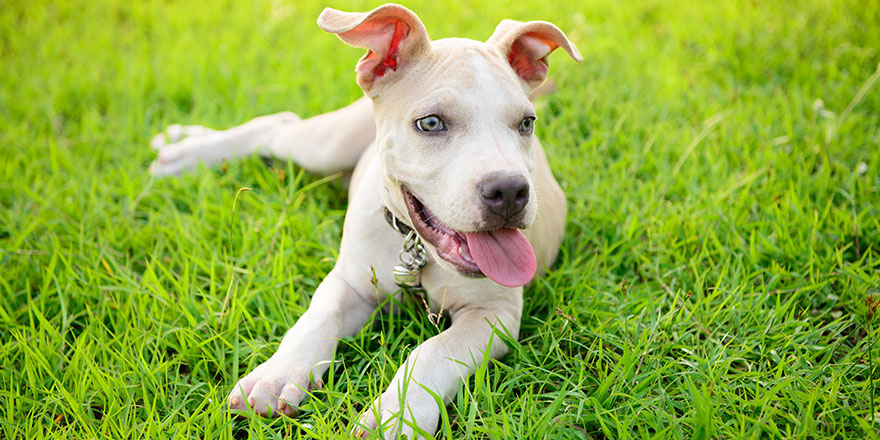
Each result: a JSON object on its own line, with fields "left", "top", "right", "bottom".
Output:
{"left": 458, "top": 246, "right": 475, "bottom": 263}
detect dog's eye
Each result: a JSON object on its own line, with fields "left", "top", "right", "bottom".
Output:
{"left": 518, "top": 116, "right": 536, "bottom": 135}
{"left": 415, "top": 115, "right": 445, "bottom": 133}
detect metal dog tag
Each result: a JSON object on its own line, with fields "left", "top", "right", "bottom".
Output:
{"left": 393, "top": 230, "right": 428, "bottom": 290}
{"left": 393, "top": 264, "right": 422, "bottom": 287}
{"left": 388, "top": 226, "right": 440, "bottom": 324}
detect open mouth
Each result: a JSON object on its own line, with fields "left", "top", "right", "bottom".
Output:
{"left": 402, "top": 187, "right": 537, "bottom": 288}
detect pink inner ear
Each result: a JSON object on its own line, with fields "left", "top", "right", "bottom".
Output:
{"left": 355, "top": 19, "right": 407, "bottom": 83}
{"left": 507, "top": 33, "right": 558, "bottom": 85}
{"left": 374, "top": 20, "right": 405, "bottom": 78}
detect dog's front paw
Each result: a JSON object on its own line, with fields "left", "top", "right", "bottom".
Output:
{"left": 354, "top": 389, "right": 440, "bottom": 439}
{"left": 227, "top": 358, "right": 323, "bottom": 418}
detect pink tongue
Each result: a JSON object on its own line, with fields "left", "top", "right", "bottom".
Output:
{"left": 465, "top": 228, "right": 537, "bottom": 287}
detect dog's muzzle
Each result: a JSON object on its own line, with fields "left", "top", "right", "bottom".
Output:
{"left": 399, "top": 186, "right": 537, "bottom": 287}
{"left": 478, "top": 172, "right": 530, "bottom": 227}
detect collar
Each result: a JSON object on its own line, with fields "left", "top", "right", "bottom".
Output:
{"left": 383, "top": 206, "right": 413, "bottom": 236}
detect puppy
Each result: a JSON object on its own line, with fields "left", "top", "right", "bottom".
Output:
{"left": 150, "top": 4, "right": 580, "bottom": 437}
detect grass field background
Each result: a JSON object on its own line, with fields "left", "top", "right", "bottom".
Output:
{"left": 2, "top": 0, "right": 880, "bottom": 438}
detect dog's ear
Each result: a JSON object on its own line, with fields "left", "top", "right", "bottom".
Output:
{"left": 488, "top": 19, "right": 582, "bottom": 89}
{"left": 318, "top": 4, "right": 430, "bottom": 92}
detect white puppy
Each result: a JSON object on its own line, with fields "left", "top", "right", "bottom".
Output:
{"left": 150, "top": 4, "right": 580, "bottom": 437}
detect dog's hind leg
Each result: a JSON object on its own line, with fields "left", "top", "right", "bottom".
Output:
{"left": 150, "top": 124, "right": 218, "bottom": 149}
{"left": 149, "top": 111, "right": 300, "bottom": 176}
{"left": 149, "top": 97, "right": 375, "bottom": 176}
{"left": 264, "top": 96, "right": 375, "bottom": 175}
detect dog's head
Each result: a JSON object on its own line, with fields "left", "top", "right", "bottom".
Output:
{"left": 319, "top": 4, "right": 581, "bottom": 287}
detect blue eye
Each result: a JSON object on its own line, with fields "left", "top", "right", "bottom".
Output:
{"left": 519, "top": 116, "right": 536, "bottom": 135}
{"left": 415, "top": 115, "right": 445, "bottom": 133}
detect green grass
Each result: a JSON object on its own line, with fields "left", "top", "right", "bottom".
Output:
{"left": 2, "top": 0, "right": 879, "bottom": 438}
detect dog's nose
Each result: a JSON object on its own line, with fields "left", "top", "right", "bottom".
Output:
{"left": 479, "top": 174, "right": 530, "bottom": 220}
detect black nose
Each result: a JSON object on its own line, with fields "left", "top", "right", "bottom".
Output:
{"left": 479, "top": 174, "right": 530, "bottom": 220}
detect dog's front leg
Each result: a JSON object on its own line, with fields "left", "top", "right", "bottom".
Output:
{"left": 228, "top": 269, "right": 375, "bottom": 417}
{"left": 356, "top": 295, "right": 522, "bottom": 439}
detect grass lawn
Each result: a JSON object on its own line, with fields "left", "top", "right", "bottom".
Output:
{"left": 2, "top": 0, "right": 880, "bottom": 438}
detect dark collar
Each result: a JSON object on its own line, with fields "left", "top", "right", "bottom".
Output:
{"left": 383, "top": 206, "right": 413, "bottom": 236}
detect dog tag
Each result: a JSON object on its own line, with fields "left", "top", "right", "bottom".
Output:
{"left": 393, "top": 264, "right": 421, "bottom": 287}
